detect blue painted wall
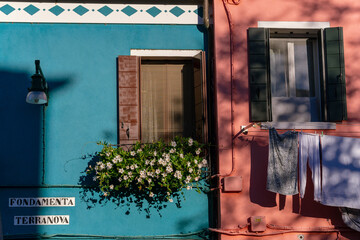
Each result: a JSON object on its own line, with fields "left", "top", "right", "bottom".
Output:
{"left": 0, "top": 23, "right": 208, "bottom": 238}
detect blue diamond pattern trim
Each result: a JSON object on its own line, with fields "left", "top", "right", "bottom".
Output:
{"left": 73, "top": 5, "right": 89, "bottom": 16}
{"left": 98, "top": 6, "right": 113, "bottom": 16}
{"left": 194, "top": 7, "right": 203, "bottom": 18}
{"left": 0, "top": 4, "right": 15, "bottom": 15}
{"left": 170, "top": 6, "right": 185, "bottom": 17}
{"left": 24, "top": 4, "right": 40, "bottom": 16}
{"left": 146, "top": 7, "right": 161, "bottom": 17}
{"left": 122, "top": 6, "right": 137, "bottom": 16}
{"left": 49, "top": 5, "right": 65, "bottom": 16}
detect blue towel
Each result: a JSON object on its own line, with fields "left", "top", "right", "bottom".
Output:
{"left": 267, "top": 128, "right": 299, "bottom": 195}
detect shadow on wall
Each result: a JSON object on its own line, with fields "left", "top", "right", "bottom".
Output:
{"left": 0, "top": 68, "right": 70, "bottom": 237}
{"left": 0, "top": 68, "right": 71, "bottom": 186}
{"left": 0, "top": 70, "right": 42, "bottom": 186}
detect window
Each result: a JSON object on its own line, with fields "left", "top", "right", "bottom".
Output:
{"left": 248, "top": 27, "right": 347, "bottom": 123}
{"left": 117, "top": 53, "right": 207, "bottom": 144}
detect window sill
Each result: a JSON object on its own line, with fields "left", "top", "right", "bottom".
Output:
{"left": 261, "top": 122, "right": 336, "bottom": 130}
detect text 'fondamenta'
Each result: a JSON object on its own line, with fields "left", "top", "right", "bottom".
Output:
{"left": 9, "top": 197, "right": 75, "bottom": 207}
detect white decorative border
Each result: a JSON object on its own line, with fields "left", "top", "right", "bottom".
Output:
{"left": 258, "top": 21, "right": 330, "bottom": 29}
{"left": 0, "top": 2, "right": 203, "bottom": 24}
{"left": 131, "top": 49, "right": 202, "bottom": 57}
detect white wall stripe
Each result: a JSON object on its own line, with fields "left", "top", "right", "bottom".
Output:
{"left": 0, "top": 2, "right": 203, "bottom": 24}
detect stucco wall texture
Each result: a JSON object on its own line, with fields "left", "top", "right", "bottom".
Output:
{"left": 213, "top": 0, "right": 360, "bottom": 239}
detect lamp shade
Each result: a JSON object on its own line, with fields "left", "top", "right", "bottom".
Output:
{"left": 26, "top": 60, "right": 48, "bottom": 105}
{"left": 26, "top": 91, "right": 48, "bottom": 104}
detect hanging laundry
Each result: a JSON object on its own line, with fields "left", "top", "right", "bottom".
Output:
{"left": 340, "top": 207, "right": 360, "bottom": 232}
{"left": 321, "top": 135, "right": 360, "bottom": 209}
{"left": 267, "top": 128, "right": 299, "bottom": 195}
{"left": 299, "top": 133, "right": 321, "bottom": 201}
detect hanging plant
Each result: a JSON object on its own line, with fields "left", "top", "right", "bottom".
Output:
{"left": 86, "top": 136, "right": 208, "bottom": 204}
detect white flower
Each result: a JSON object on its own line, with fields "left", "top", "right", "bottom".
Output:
{"left": 187, "top": 162, "right": 191, "bottom": 167}
{"left": 169, "top": 198, "right": 173, "bottom": 203}
{"left": 128, "top": 172, "right": 132, "bottom": 177}
{"left": 137, "top": 149, "right": 142, "bottom": 153}
{"left": 198, "top": 163, "right": 203, "bottom": 169}
{"left": 130, "top": 165, "right": 135, "bottom": 170}
{"left": 112, "top": 155, "right": 122, "bottom": 163}
{"left": 167, "top": 192, "right": 171, "bottom": 196}
{"left": 123, "top": 175, "right": 128, "bottom": 180}
{"left": 118, "top": 168, "right": 124, "bottom": 174}
{"left": 109, "top": 185, "right": 114, "bottom": 190}
{"left": 150, "top": 160, "right": 155, "bottom": 166}
{"left": 130, "top": 151, "right": 135, "bottom": 156}
{"left": 155, "top": 169, "right": 161, "bottom": 175}
{"left": 137, "top": 178, "right": 142, "bottom": 183}
{"left": 189, "top": 168, "right": 193, "bottom": 173}
{"left": 92, "top": 176, "right": 97, "bottom": 181}
{"left": 99, "top": 163, "right": 105, "bottom": 170}
{"left": 145, "top": 160, "right": 150, "bottom": 165}
{"left": 170, "top": 148, "right": 175, "bottom": 154}
{"left": 126, "top": 166, "right": 129, "bottom": 169}
{"left": 186, "top": 185, "right": 192, "bottom": 190}
{"left": 134, "top": 164, "right": 138, "bottom": 169}
{"left": 196, "top": 148, "right": 201, "bottom": 155}
{"left": 180, "top": 154, "right": 184, "bottom": 159}
{"left": 106, "top": 152, "right": 111, "bottom": 157}
{"left": 194, "top": 159, "right": 198, "bottom": 164}
{"left": 202, "top": 159, "right": 208, "bottom": 166}
{"left": 118, "top": 177, "right": 122, "bottom": 182}
{"left": 106, "top": 162, "right": 113, "bottom": 170}
{"left": 186, "top": 176, "right": 191, "bottom": 182}
{"left": 166, "top": 165, "right": 173, "bottom": 173}
{"left": 174, "top": 170, "right": 182, "bottom": 179}
{"left": 162, "top": 173, "right": 167, "bottom": 178}
{"left": 153, "top": 151, "right": 157, "bottom": 156}
{"left": 188, "top": 138, "right": 193, "bottom": 146}
{"left": 148, "top": 178, "right": 152, "bottom": 183}
{"left": 171, "top": 141, "right": 177, "bottom": 147}
{"left": 195, "top": 176, "right": 199, "bottom": 181}
{"left": 149, "top": 192, "right": 154, "bottom": 197}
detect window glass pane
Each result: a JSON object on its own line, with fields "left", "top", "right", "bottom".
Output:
{"left": 140, "top": 61, "right": 197, "bottom": 142}
{"left": 270, "top": 39, "right": 289, "bottom": 97}
{"left": 270, "top": 37, "right": 320, "bottom": 122}
{"left": 293, "top": 39, "right": 313, "bottom": 97}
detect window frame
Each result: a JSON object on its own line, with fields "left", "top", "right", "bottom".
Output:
{"left": 248, "top": 23, "right": 346, "bottom": 129}
{"left": 118, "top": 50, "right": 208, "bottom": 144}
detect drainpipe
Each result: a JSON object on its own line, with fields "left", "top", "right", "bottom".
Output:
{"left": 203, "top": 0, "right": 210, "bottom": 29}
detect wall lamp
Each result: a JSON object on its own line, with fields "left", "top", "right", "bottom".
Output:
{"left": 26, "top": 60, "right": 48, "bottom": 105}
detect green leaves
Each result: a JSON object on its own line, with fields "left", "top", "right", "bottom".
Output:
{"left": 89, "top": 137, "right": 208, "bottom": 201}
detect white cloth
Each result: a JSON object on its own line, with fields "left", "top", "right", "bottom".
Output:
{"left": 321, "top": 135, "right": 360, "bottom": 209}
{"left": 299, "top": 133, "right": 321, "bottom": 201}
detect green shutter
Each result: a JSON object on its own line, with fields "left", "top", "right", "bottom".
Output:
{"left": 324, "top": 27, "right": 347, "bottom": 121}
{"left": 248, "top": 28, "right": 271, "bottom": 122}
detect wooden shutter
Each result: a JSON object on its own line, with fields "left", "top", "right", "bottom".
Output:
{"left": 118, "top": 56, "right": 140, "bottom": 144}
{"left": 248, "top": 28, "right": 271, "bottom": 122}
{"left": 324, "top": 27, "right": 347, "bottom": 121}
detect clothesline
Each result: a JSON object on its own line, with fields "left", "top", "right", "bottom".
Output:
{"left": 235, "top": 122, "right": 360, "bottom": 138}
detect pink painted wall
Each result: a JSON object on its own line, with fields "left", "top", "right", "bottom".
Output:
{"left": 212, "top": 0, "right": 360, "bottom": 239}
